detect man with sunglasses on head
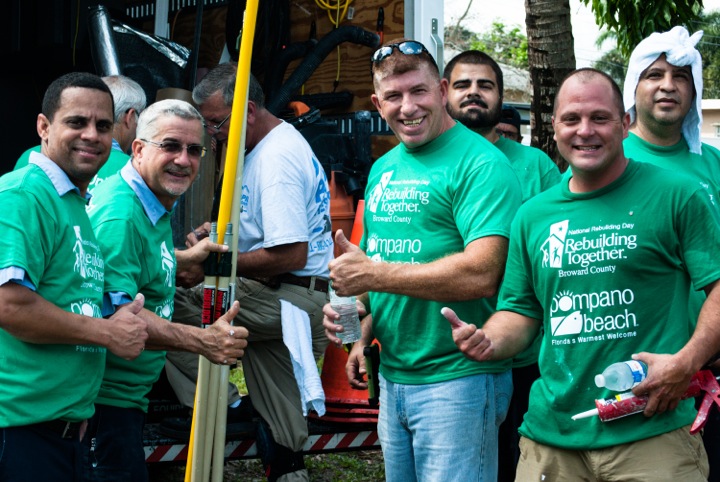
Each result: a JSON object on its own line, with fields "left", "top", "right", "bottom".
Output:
{"left": 14, "top": 74, "right": 147, "bottom": 194}
{"left": 83, "top": 99, "right": 248, "bottom": 482}
{"left": 164, "top": 64, "right": 333, "bottom": 482}
{"left": 444, "top": 49, "right": 562, "bottom": 481}
{"left": 323, "top": 39, "right": 522, "bottom": 481}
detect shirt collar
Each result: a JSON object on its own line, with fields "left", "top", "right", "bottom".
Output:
{"left": 120, "top": 161, "right": 171, "bottom": 226}
{"left": 28, "top": 151, "right": 90, "bottom": 200}
{"left": 111, "top": 138, "right": 123, "bottom": 153}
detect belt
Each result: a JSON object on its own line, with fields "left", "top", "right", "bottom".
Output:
{"left": 279, "top": 273, "right": 329, "bottom": 293}
{"left": 249, "top": 274, "right": 329, "bottom": 293}
{"left": 30, "top": 419, "right": 87, "bottom": 439}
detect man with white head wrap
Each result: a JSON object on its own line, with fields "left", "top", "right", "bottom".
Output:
{"left": 623, "top": 26, "right": 720, "bottom": 202}
{"left": 624, "top": 25, "right": 720, "bottom": 482}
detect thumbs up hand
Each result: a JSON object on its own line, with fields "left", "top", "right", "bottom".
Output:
{"left": 328, "top": 229, "right": 376, "bottom": 297}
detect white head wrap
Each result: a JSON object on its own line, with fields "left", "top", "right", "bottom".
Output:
{"left": 623, "top": 26, "right": 704, "bottom": 154}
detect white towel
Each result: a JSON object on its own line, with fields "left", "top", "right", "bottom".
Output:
{"left": 623, "top": 26, "right": 704, "bottom": 155}
{"left": 280, "top": 300, "right": 326, "bottom": 417}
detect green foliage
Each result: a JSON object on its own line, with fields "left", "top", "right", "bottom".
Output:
{"left": 592, "top": 48, "right": 628, "bottom": 91}
{"left": 693, "top": 10, "right": 720, "bottom": 98}
{"left": 579, "top": 0, "right": 704, "bottom": 57}
{"left": 469, "top": 21, "right": 529, "bottom": 69}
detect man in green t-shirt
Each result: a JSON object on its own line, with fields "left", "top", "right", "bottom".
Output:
{"left": 0, "top": 72, "right": 148, "bottom": 482}
{"left": 444, "top": 50, "right": 561, "bottom": 203}
{"left": 623, "top": 28, "right": 720, "bottom": 478}
{"left": 84, "top": 99, "right": 248, "bottom": 482}
{"left": 444, "top": 49, "right": 562, "bottom": 481}
{"left": 445, "top": 69, "right": 720, "bottom": 481}
{"left": 324, "top": 39, "right": 522, "bottom": 481}
{"left": 14, "top": 74, "right": 147, "bottom": 195}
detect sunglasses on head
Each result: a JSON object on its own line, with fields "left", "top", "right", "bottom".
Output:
{"left": 141, "top": 139, "right": 207, "bottom": 159}
{"left": 371, "top": 41, "right": 430, "bottom": 64}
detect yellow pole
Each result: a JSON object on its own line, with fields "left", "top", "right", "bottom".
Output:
{"left": 209, "top": 0, "right": 260, "bottom": 480}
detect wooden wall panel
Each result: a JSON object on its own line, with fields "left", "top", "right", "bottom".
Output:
{"left": 286, "top": 0, "right": 403, "bottom": 114}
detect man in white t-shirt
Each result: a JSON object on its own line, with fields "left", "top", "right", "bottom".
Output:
{"left": 165, "top": 64, "right": 333, "bottom": 482}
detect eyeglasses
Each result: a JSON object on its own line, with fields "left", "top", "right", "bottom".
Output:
{"left": 205, "top": 112, "right": 231, "bottom": 132}
{"left": 371, "top": 41, "right": 430, "bottom": 64}
{"left": 141, "top": 139, "right": 206, "bottom": 158}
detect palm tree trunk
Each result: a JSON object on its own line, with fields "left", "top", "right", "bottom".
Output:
{"left": 525, "top": 0, "right": 576, "bottom": 171}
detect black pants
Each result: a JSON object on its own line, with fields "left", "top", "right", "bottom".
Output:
{"left": 82, "top": 404, "right": 148, "bottom": 482}
{"left": 0, "top": 424, "right": 84, "bottom": 482}
{"left": 498, "top": 363, "right": 540, "bottom": 482}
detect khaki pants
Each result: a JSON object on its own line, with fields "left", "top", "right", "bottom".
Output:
{"left": 166, "top": 279, "right": 328, "bottom": 470}
{"left": 516, "top": 426, "right": 709, "bottom": 481}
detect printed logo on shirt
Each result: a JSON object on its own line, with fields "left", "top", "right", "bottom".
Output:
{"left": 549, "top": 288, "right": 638, "bottom": 344}
{"left": 365, "top": 233, "right": 423, "bottom": 264}
{"left": 70, "top": 297, "right": 103, "bottom": 318}
{"left": 72, "top": 226, "right": 104, "bottom": 283}
{"left": 540, "top": 220, "right": 637, "bottom": 277}
{"left": 366, "top": 171, "right": 431, "bottom": 225}
{"left": 155, "top": 297, "right": 174, "bottom": 319}
{"left": 160, "top": 241, "right": 175, "bottom": 288}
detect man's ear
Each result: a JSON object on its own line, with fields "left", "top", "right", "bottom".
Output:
{"left": 246, "top": 101, "right": 257, "bottom": 125}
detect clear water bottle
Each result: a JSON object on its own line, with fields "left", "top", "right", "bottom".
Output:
{"left": 329, "top": 286, "right": 361, "bottom": 344}
{"left": 594, "top": 360, "right": 648, "bottom": 391}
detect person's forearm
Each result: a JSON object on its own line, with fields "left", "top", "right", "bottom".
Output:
{"left": 0, "top": 283, "right": 114, "bottom": 346}
{"left": 368, "top": 252, "right": 505, "bottom": 301}
{"left": 236, "top": 242, "right": 308, "bottom": 277}
{"left": 481, "top": 310, "right": 540, "bottom": 360}
{"left": 142, "top": 308, "right": 202, "bottom": 352}
{"left": 674, "top": 281, "right": 720, "bottom": 373}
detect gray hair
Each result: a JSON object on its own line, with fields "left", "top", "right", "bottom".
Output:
{"left": 102, "top": 75, "right": 147, "bottom": 123}
{"left": 136, "top": 99, "right": 204, "bottom": 140}
{"left": 192, "top": 62, "right": 265, "bottom": 108}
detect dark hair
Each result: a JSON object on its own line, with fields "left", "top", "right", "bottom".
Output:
{"left": 501, "top": 104, "right": 522, "bottom": 130}
{"left": 42, "top": 72, "right": 114, "bottom": 122}
{"left": 192, "top": 62, "right": 265, "bottom": 108}
{"left": 444, "top": 50, "right": 504, "bottom": 97}
{"left": 555, "top": 68, "right": 624, "bottom": 117}
{"left": 371, "top": 38, "right": 440, "bottom": 87}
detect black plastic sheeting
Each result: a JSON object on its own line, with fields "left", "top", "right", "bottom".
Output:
{"left": 88, "top": 5, "right": 191, "bottom": 104}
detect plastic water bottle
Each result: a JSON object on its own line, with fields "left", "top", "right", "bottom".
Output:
{"left": 329, "top": 286, "right": 361, "bottom": 344}
{"left": 594, "top": 360, "right": 648, "bottom": 391}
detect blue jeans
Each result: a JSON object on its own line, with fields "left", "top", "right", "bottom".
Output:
{"left": 378, "top": 371, "right": 512, "bottom": 482}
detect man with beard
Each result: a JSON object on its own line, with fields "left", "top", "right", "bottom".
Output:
{"left": 444, "top": 49, "right": 561, "bottom": 482}
{"left": 324, "top": 39, "right": 522, "bottom": 482}
{"left": 445, "top": 50, "right": 561, "bottom": 202}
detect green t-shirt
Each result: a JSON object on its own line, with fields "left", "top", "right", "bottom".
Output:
{"left": 362, "top": 122, "right": 522, "bottom": 384}
{"left": 495, "top": 135, "right": 562, "bottom": 367}
{"left": 88, "top": 170, "right": 175, "bottom": 412}
{"left": 16, "top": 145, "right": 130, "bottom": 195}
{"left": 0, "top": 164, "right": 106, "bottom": 426}
{"left": 498, "top": 160, "right": 720, "bottom": 449}
{"left": 624, "top": 132, "right": 720, "bottom": 206}
{"left": 624, "top": 132, "right": 720, "bottom": 328}
{"left": 495, "top": 135, "right": 562, "bottom": 203}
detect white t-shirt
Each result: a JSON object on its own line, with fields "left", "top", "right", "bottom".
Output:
{"left": 240, "top": 121, "right": 333, "bottom": 277}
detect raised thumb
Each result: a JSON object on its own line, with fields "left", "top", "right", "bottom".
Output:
{"left": 441, "top": 307, "right": 466, "bottom": 329}
{"left": 335, "top": 229, "right": 357, "bottom": 254}
{"left": 127, "top": 293, "right": 145, "bottom": 314}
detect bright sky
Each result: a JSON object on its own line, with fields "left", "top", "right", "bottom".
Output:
{"left": 444, "top": 0, "right": 720, "bottom": 67}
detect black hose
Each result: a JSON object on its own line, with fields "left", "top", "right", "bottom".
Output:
{"left": 264, "top": 40, "right": 317, "bottom": 101}
{"left": 267, "top": 26, "right": 380, "bottom": 115}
